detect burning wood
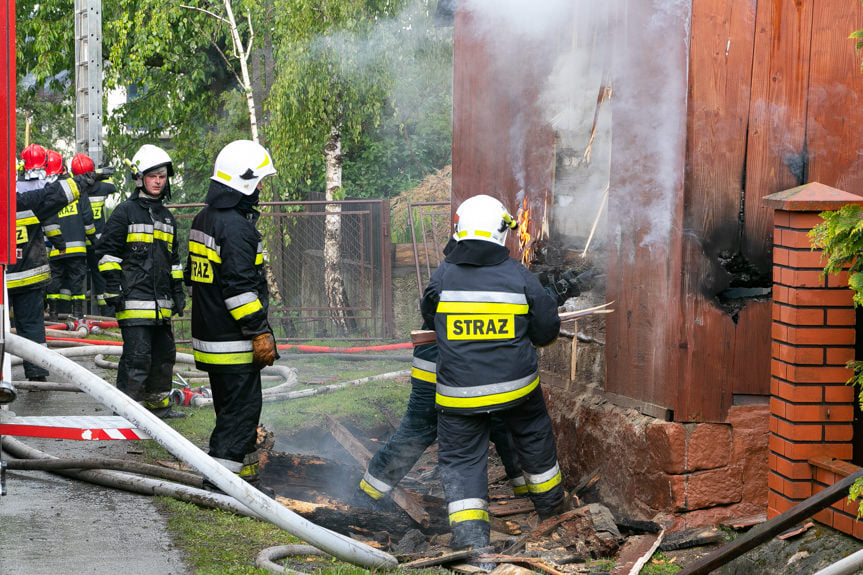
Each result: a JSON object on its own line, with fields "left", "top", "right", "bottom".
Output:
{"left": 517, "top": 197, "right": 532, "bottom": 265}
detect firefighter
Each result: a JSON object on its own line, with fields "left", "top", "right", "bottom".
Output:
{"left": 72, "top": 153, "right": 117, "bottom": 316}
{"left": 184, "top": 139, "right": 278, "bottom": 483}
{"left": 11, "top": 145, "right": 90, "bottom": 382}
{"left": 45, "top": 150, "right": 96, "bottom": 320}
{"left": 420, "top": 194, "right": 570, "bottom": 550}
{"left": 95, "top": 144, "right": 185, "bottom": 419}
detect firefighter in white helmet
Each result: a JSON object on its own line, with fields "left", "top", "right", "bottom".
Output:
{"left": 185, "top": 140, "right": 279, "bottom": 484}
{"left": 420, "top": 194, "right": 570, "bottom": 550}
{"left": 95, "top": 144, "right": 186, "bottom": 419}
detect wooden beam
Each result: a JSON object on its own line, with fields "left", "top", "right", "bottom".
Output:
{"left": 678, "top": 468, "right": 863, "bottom": 575}
{"left": 324, "top": 415, "right": 431, "bottom": 528}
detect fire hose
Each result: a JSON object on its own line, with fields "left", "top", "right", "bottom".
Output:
{"left": 4, "top": 333, "right": 398, "bottom": 569}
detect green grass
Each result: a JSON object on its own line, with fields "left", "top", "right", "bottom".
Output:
{"left": 640, "top": 552, "right": 682, "bottom": 574}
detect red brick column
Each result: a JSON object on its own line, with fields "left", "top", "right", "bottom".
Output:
{"left": 764, "top": 183, "right": 863, "bottom": 521}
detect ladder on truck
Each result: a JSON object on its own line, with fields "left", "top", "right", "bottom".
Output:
{"left": 74, "top": 0, "right": 102, "bottom": 166}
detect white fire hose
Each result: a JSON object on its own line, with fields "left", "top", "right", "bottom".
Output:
{"left": 4, "top": 332, "right": 397, "bottom": 570}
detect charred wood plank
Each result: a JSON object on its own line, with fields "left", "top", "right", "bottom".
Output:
{"left": 325, "top": 415, "right": 432, "bottom": 528}
{"left": 481, "top": 554, "right": 568, "bottom": 575}
{"left": 678, "top": 467, "right": 863, "bottom": 575}
{"left": 489, "top": 498, "right": 536, "bottom": 517}
{"left": 400, "top": 546, "right": 493, "bottom": 569}
{"left": 501, "top": 508, "right": 585, "bottom": 554}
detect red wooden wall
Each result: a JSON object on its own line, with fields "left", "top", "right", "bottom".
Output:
{"left": 451, "top": 0, "right": 863, "bottom": 423}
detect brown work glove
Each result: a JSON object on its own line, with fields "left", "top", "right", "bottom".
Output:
{"left": 252, "top": 332, "right": 277, "bottom": 367}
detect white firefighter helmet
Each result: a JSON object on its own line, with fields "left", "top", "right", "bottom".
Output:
{"left": 453, "top": 194, "right": 517, "bottom": 246}
{"left": 211, "top": 140, "right": 277, "bottom": 195}
{"left": 131, "top": 144, "right": 174, "bottom": 178}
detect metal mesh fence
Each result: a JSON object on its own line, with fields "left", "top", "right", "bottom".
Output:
{"left": 168, "top": 199, "right": 392, "bottom": 343}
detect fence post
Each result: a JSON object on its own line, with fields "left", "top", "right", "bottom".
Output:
{"left": 380, "top": 198, "right": 393, "bottom": 338}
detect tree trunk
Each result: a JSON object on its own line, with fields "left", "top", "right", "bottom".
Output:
{"left": 324, "top": 126, "right": 356, "bottom": 336}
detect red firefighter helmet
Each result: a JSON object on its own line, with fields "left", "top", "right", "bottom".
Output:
{"left": 71, "top": 153, "right": 95, "bottom": 175}
{"left": 21, "top": 144, "right": 48, "bottom": 171}
{"left": 46, "top": 150, "right": 65, "bottom": 176}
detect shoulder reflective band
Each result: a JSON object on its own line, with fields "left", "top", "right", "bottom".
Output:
{"left": 447, "top": 498, "right": 489, "bottom": 525}
{"left": 446, "top": 314, "right": 514, "bottom": 340}
{"left": 189, "top": 229, "right": 222, "bottom": 263}
{"left": 411, "top": 357, "right": 436, "bottom": 384}
{"left": 435, "top": 373, "right": 539, "bottom": 409}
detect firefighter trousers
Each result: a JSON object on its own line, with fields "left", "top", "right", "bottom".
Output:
{"left": 116, "top": 323, "right": 176, "bottom": 404}
{"left": 207, "top": 368, "right": 263, "bottom": 465}
{"left": 438, "top": 385, "right": 565, "bottom": 549}
{"left": 10, "top": 287, "right": 49, "bottom": 380}
{"left": 47, "top": 256, "right": 88, "bottom": 313}
{"left": 362, "top": 379, "right": 523, "bottom": 500}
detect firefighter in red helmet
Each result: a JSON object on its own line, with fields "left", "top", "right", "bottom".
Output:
{"left": 72, "top": 153, "right": 117, "bottom": 316}
{"left": 44, "top": 150, "right": 96, "bottom": 320}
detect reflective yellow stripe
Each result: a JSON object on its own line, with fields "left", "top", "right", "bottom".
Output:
{"left": 448, "top": 510, "right": 489, "bottom": 524}
{"left": 435, "top": 376, "right": 539, "bottom": 409}
{"left": 359, "top": 479, "right": 386, "bottom": 500}
{"left": 255, "top": 253, "right": 263, "bottom": 265}
{"left": 527, "top": 470, "right": 562, "bottom": 494}
{"left": 116, "top": 309, "right": 159, "bottom": 320}
{"left": 229, "top": 300, "right": 263, "bottom": 320}
{"left": 411, "top": 367, "right": 436, "bottom": 384}
{"left": 189, "top": 241, "right": 222, "bottom": 263}
{"left": 127, "top": 233, "right": 153, "bottom": 243}
{"left": 153, "top": 229, "right": 173, "bottom": 243}
{"left": 193, "top": 350, "right": 254, "bottom": 365}
{"left": 44, "top": 228, "right": 60, "bottom": 237}
{"left": 17, "top": 217, "right": 39, "bottom": 226}
{"left": 513, "top": 484, "right": 529, "bottom": 495}
{"left": 99, "top": 261, "right": 122, "bottom": 272}
{"left": 49, "top": 246, "right": 88, "bottom": 257}
{"left": 7, "top": 271, "right": 50, "bottom": 288}
{"left": 239, "top": 462, "right": 259, "bottom": 478}
{"left": 437, "top": 301, "right": 528, "bottom": 314}
{"left": 171, "top": 269, "right": 183, "bottom": 279}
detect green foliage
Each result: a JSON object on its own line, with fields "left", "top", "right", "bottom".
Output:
{"left": 639, "top": 552, "right": 682, "bottom": 574}
{"left": 810, "top": 204, "right": 863, "bottom": 516}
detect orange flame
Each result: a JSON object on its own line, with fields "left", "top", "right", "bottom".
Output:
{"left": 517, "top": 197, "right": 531, "bottom": 265}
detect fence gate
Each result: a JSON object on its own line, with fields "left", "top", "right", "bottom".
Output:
{"left": 170, "top": 199, "right": 393, "bottom": 342}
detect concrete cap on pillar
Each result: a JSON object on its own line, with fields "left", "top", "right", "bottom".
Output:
{"left": 763, "top": 182, "right": 863, "bottom": 211}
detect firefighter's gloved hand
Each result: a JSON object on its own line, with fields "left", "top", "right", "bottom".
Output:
{"left": 72, "top": 173, "right": 96, "bottom": 192}
{"left": 253, "top": 333, "right": 278, "bottom": 367}
{"left": 172, "top": 292, "right": 185, "bottom": 317}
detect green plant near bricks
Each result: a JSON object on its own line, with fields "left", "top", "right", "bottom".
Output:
{"left": 810, "top": 203, "right": 863, "bottom": 516}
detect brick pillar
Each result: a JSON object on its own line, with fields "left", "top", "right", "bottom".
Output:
{"left": 764, "top": 183, "right": 863, "bottom": 520}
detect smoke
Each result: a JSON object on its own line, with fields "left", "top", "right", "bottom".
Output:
{"left": 461, "top": 0, "right": 692, "bottom": 254}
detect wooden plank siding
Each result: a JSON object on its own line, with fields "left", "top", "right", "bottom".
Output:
{"left": 805, "top": 1, "right": 863, "bottom": 192}
{"left": 604, "top": 0, "right": 690, "bottom": 412}
{"left": 451, "top": 0, "right": 863, "bottom": 423}
{"left": 677, "top": 0, "right": 761, "bottom": 420}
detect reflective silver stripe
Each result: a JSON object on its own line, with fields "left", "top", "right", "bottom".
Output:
{"left": 189, "top": 229, "right": 221, "bottom": 256}
{"left": 412, "top": 357, "right": 436, "bottom": 373}
{"left": 42, "top": 224, "right": 60, "bottom": 233}
{"left": 510, "top": 475, "right": 526, "bottom": 487}
{"left": 59, "top": 179, "right": 76, "bottom": 203}
{"left": 89, "top": 195, "right": 106, "bottom": 203}
{"left": 98, "top": 254, "right": 122, "bottom": 266}
{"left": 6, "top": 264, "right": 50, "bottom": 282}
{"left": 84, "top": 224, "right": 96, "bottom": 232}
{"left": 191, "top": 338, "right": 254, "bottom": 353}
{"left": 128, "top": 223, "right": 153, "bottom": 234}
{"left": 257, "top": 241, "right": 264, "bottom": 253}
{"left": 157, "top": 299, "right": 173, "bottom": 309}
{"left": 17, "top": 209, "right": 35, "bottom": 219}
{"left": 362, "top": 471, "right": 393, "bottom": 495}
{"left": 224, "top": 292, "right": 258, "bottom": 309}
{"left": 171, "top": 264, "right": 183, "bottom": 273}
{"left": 60, "top": 289, "right": 72, "bottom": 297}
{"left": 154, "top": 221, "right": 174, "bottom": 234}
{"left": 439, "top": 290, "right": 528, "bottom": 305}
{"left": 524, "top": 463, "right": 560, "bottom": 486}
{"left": 447, "top": 498, "right": 488, "bottom": 515}
{"left": 436, "top": 371, "right": 538, "bottom": 399}
{"left": 124, "top": 300, "right": 156, "bottom": 310}
{"left": 212, "top": 457, "right": 243, "bottom": 473}
{"left": 62, "top": 241, "right": 87, "bottom": 249}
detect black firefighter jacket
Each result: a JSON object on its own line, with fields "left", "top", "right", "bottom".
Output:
{"left": 9, "top": 178, "right": 77, "bottom": 292}
{"left": 184, "top": 182, "right": 272, "bottom": 373}
{"left": 47, "top": 175, "right": 96, "bottom": 260}
{"left": 421, "top": 240, "right": 560, "bottom": 414}
{"left": 95, "top": 191, "right": 183, "bottom": 326}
